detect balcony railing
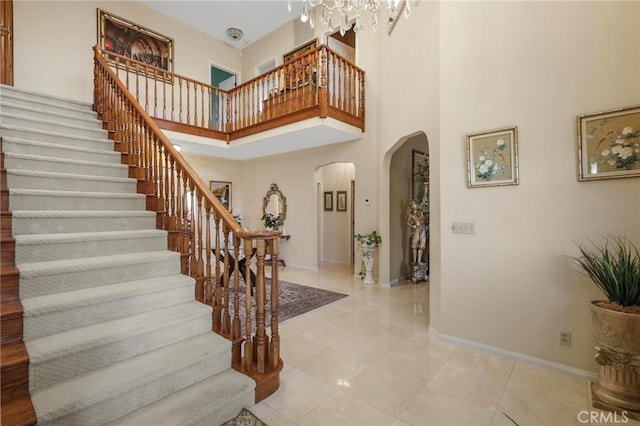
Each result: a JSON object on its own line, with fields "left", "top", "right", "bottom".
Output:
{"left": 100, "top": 44, "right": 365, "bottom": 141}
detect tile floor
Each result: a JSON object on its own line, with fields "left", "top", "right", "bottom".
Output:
{"left": 252, "top": 263, "right": 639, "bottom": 426}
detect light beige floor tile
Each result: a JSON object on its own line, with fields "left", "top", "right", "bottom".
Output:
{"left": 344, "top": 365, "right": 426, "bottom": 417}
{"left": 403, "top": 331, "right": 458, "bottom": 362}
{"left": 372, "top": 345, "right": 445, "bottom": 383}
{"left": 250, "top": 403, "right": 296, "bottom": 426}
{"left": 334, "top": 332, "right": 396, "bottom": 363}
{"left": 297, "top": 391, "right": 396, "bottom": 426}
{"left": 262, "top": 367, "right": 335, "bottom": 422}
{"left": 508, "top": 361, "right": 588, "bottom": 407}
{"left": 426, "top": 362, "right": 509, "bottom": 412}
{"left": 279, "top": 332, "right": 330, "bottom": 369}
{"left": 446, "top": 347, "right": 515, "bottom": 382}
{"left": 497, "top": 381, "right": 588, "bottom": 426}
{"left": 399, "top": 386, "right": 495, "bottom": 426}
{"left": 300, "top": 347, "right": 370, "bottom": 389}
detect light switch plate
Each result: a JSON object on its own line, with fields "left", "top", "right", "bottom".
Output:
{"left": 452, "top": 222, "right": 475, "bottom": 234}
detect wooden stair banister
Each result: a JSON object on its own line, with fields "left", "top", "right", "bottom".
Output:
{"left": 100, "top": 44, "right": 365, "bottom": 142}
{"left": 93, "top": 45, "right": 283, "bottom": 401}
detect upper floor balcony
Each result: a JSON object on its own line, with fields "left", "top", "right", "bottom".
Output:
{"left": 99, "top": 44, "right": 365, "bottom": 159}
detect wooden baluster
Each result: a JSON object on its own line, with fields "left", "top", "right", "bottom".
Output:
{"left": 255, "top": 239, "right": 266, "bottom": 374}
{"left": 186, "top": 80, "right": 191, "bottom": 125}
{"left": 360, "top": 71, "right": 366, "bottom": 121}
{"left": 135, "top": 64, "right": 140, "bottom": 107}
{"left": 144, "top": 66, "right": 150, "bottom": 114}
{"left": 222, "top": 229, "right": 231, "bottom": 335}
{"left": 243, "top": 238, "right": 254, "bottom": 370}
{"left": 204, "top": 206, "right": 212, "bottom": 304}
{"left": 201, "top": 85, "right": 206, "bottom": 128}
{"left": 232, "top": 235, "right": 241, "bottom": 341}
{"left": 269, "top": 238, "right": 280, "bottom": 369}
{"left": 194, "top": 83, "right": 200, "bottom": 129}
{"left": 171, "top": 74, "right": 176, "bottom": 121}
{"left": 153, "top": 68, "right": 158, "bottom": 117}
{"left": 162, "top": 71, "right": 167, "bottom": 119}
{"left": 179, "top": 77, "right": 183, "bottom": 123}
{"left": 213, "top": 215, "right": 222, "bottom": 331}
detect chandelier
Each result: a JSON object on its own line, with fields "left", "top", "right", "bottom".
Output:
{"left": 289, "top": 0, "right": 412, "bottom": 35}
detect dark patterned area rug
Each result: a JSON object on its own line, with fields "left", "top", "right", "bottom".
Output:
{"left": 225, "top": 279, "right": 348, "bottom": 325}
{"left": 222, "top": 408, "right": 267, "bottom": 426}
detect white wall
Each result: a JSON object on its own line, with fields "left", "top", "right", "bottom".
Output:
{"left": 435, "top": 1, "right": 640, "bottom": 372}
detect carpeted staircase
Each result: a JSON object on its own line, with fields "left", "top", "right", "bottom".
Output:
{"left": 0, "top": 85, "right": 255, "bottom": 425}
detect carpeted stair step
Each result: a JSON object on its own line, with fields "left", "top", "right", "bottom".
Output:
{"left": 0, "top": 113, "right": 107, "bottom": 139}
{"left": 6, "top": 169, "right": 137, "bottom": 194}
{"left": 111, "top": 368, "right": 255, "bottom": 426}
{"left": 0, "top": 85, "right": 95, "bottom": 117}
{"left": 0, "top": 124, "right": 113, "bottom": 151}
{"left": 27, "top": 301, "right": 214, "bottom": 391}
{"left": 2, "top": 136, "right": 121, "bottom": 164}
{"left": 0, "top": 101, "right": 103, "bottom": 129}
{"left": 15, "top": 229, "right": 168, "bottom": 263}
{"left": 22, "top": 274, "right": 196, "bottom": 340}
{"left": 4, "top": 152, "right": 128, "bottom": 177}
{"left": 9, "top": 189, "right": 145, "bottom": 211}
{"left": 18, "top": 251, "right": 182, "bottom": 298}
{"left": 12, "top": 210, "right": 157, "bottom": 235}
{"left": 30, "top": 333, "right": 232, "bottom": 425}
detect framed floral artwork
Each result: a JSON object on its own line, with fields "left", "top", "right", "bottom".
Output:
{"left": 466, "top": 126, "right": 519, "bottom": 188}
{"left": 209, "top": 181, "right": 231, "bottom": 211}
{"left": 577, "top": 105, "right": 640, "bottom": 181}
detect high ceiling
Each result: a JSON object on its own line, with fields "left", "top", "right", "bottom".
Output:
{"left": 138, "top": 0, "right": 304, "bottom": 49}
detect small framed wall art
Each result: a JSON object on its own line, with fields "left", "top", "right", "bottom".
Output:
{"left": 210, "top": 181, "right": 232, "bottom": 210}
{"left": 466, "top": 126, "right": 519, "bottom": 188}
{"left": 324, "top": 191, "right": 333, "bottom": 211}
{"left": 577, "top": 105, "right": 640, "bottom": 181}
{"left": 337, "top": 191, "right": 347, "bottom": 212}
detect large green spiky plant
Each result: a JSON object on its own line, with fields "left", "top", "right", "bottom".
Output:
{"left": 574, "top": 235, "right": 640, "bottom": 307}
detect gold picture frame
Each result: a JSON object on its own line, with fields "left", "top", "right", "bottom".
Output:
{"left": 323, "top": 191, "right": 333, "bottom": 211}
{"left": 466, "top": 126, "right": 519, "bottom": 188}
{"left": 337, "top": 191, "right": 347, "bottom": 212}
{"left": 210, "top": 180, "right": 232, "bottom": 211}
{"left": 577, "top": 105, "right": 640, "bottom": 181}
{"left": 97, "top": 9, "right": 174, "bottom": 72}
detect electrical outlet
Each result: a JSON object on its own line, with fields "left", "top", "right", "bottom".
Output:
{"left": 452, "top": 222, "right": 475, "bottom": 234}
{"left": 559, "top": 331, "right": 572, "bottom": 346}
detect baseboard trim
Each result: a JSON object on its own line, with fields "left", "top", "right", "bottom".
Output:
{"left": 428, "top": 326, "right": 597, "bottom": 381}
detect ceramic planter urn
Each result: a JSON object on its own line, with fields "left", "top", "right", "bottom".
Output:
{"left": 590, "top": 301, "right": 640, "bottom": 421}
{"left": 361, "top": 243, "right": 376, "bottom": 285}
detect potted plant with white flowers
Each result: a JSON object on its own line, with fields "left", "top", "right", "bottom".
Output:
{"left": 355, "top": 231, "right": 382, "bottom": 284}
{"left": 572, "top": 235, "right": 640, "bottom": 420}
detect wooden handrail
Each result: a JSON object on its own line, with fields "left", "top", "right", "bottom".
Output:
{"left": 101, "top": 44, "right": 365, "bottom": 140}
{"left": 93, "top": 45, "right": 283, "bottom": 399}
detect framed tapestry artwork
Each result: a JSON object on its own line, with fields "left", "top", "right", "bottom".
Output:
{"left": 577, "top": 105, "right": 640, "bottom": 181}
{"left": 412, "top": 150, "right": 428, "bottom": 205}
{"left": 324, "top": 191, "right": 333, "bottom": 211}
{"left": 466, "top": 126, "right": 519, "bottom": 188}
{"left": 210, "top": 181, "right": 232, "bottom": 211}
{"left": 337, "top": 191, "right": 347, "bottom": 212}
{"left": 97, "top": 9, "right": 174, "bottom": 72}
{"left": 283, "top": 38, "right": 318, "bottom": 63}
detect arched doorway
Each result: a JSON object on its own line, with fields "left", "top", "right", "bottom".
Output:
{"left": 387, "top": 132, "right": 429, "bottom": 285}
{"left": 314, "top": 162, "right": 355, "bottom": 268}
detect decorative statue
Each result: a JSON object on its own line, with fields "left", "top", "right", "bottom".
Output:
{"left": 407, "top": 199, "right": 427, "bottom": 265}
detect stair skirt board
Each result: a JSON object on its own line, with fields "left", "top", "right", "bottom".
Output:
{"left": 0, "top": 85, "right": 255, "bottom": 425}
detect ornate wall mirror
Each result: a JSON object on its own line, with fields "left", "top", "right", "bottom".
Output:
{"left": 262, "top": 183, "right": 287, "bottom": 229}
